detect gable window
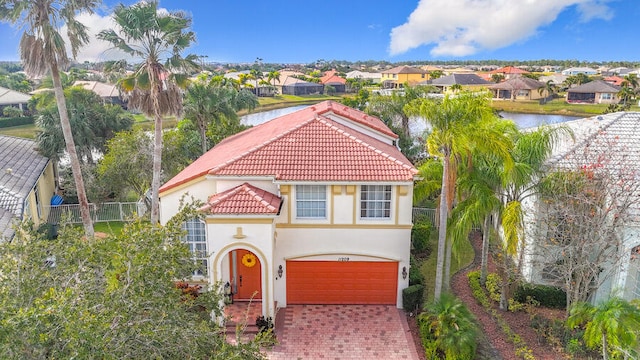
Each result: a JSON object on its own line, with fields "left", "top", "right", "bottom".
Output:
{"left": 296, "top": 185, "right": 326, "bottom": 218}
{"left": 182, "top": 219, "right": 207, "bottom": 276}
{"left": 361, "top": 185, "right": 392, "bottom": 218}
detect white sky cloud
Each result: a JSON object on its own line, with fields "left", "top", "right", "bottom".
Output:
{"left": 61, "top": 2, "right": 172, "bottom": 63}
{"left": 389, "top": 0, "right": 615, "bottom": 57}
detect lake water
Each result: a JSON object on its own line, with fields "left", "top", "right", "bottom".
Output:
{"left": 241, "top": 106, "right": 584, "bottom": 134}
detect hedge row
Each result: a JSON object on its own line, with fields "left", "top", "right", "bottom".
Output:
{"left": 0, "top": 116, "right": 34, "bottom": 128}
{"left": 402, "top": 284, "right": 424, "bottom": 313}
{"left": 513, "top": 283, "right": 567, "bottom": 309}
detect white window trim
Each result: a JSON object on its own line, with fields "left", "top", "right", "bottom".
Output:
{"left": 294, "top": 185, "right": 328, "bottom": 219}
{"left": 359, "top": 185, "right": 393, "bottom": 220}
{"left": 182, "top": 219, "right": 208, "bottom": 277}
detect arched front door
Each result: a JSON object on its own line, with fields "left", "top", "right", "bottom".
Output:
{"left": 230, "top": 249, "right": 262, "bottom": 301}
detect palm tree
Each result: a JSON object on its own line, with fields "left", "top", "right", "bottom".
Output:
{"left": 568, "top": 297, "right": 640, "bottom": 360}
{"left": 249, "top": 68, "right": 263, "bottom": 96}
{"left": 0, "top": 0, "right": 100, "bottom": 237}
{"left": 418, "top": 293, "right": 479, "bottom": 359}
{"left": 267, "top": 70, "right": 281, "bottom": 87}
{"left": 408, "top": 92, "right": 513, "bottom": 298}
{"left": 184, "top": 77, "right": 258, "bottom": 155}
{"left": 538, "top": 80, "right": 557, "bottom": 103}
{"left": 98, "top": 1, "right": 199, "bottom": 224}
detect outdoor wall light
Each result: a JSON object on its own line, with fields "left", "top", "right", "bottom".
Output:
{"left": 402, "top": 266, "right": 408, "bottom": 280}
{"left": 277, "top": 265, "right": 283, "bottom": 279}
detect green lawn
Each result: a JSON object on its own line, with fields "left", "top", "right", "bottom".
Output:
{"left": 490, "top": 98, "right": 640, "bottom": 117}
{"left": 93, "top": 221, "right": 126, "bottom": 236}
{"left": 0, "top": 124, "right": 37, "bottom": 139}
{"left": 420, "top": 230, "right": 475, "bottom": 305}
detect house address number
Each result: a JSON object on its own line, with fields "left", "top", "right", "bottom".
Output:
{"left": 338, "top": 257, "right": 350, "bottom": 262}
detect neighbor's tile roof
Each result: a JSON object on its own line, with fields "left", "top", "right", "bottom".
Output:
{"left": 429, "top": 73, "right": 491, "bottom": 86}
{"left": 73, "top": 81, "right": 120, "bottom": 98}
{"left": 201, "top": 182, "right": 282, "bottom": 215}
{"left": 489, "top": 77, "right": 545, "bottom": 90}
{"left": 0, "top": 135, "right": 50, "bottom": 240}
{"left": 567, "top": 80, "right": 620, "bottom": 94}
{"left": 382, "top": 65, "right": 427, "bottom": 75}
{"left": 490, "top": 66, "right": 529, "bottom": 74}
{"left": 160, "top": 101, "right": 416, "bottom": 193}
{"left": 0, "top": 86, "right": 31, "bottom": 105}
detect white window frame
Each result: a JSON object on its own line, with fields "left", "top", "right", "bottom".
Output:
{"left": 182, "top": 219, "right": 208, "bottom": 276}
{"left": 360, "top": 185, "right": 392, "bottom": 219}
{"left": 601, "top": 93, "right": 612, "bottom": 100}
{"left": 295, "top": 185, "right": 327, "bottom": 219}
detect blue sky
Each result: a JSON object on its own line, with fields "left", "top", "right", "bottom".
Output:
{"left": 0, "top": 0, "right": 637, "bottom": 64}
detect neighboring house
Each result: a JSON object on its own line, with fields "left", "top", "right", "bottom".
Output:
{"left": 566, "top": 80, "right": 620, "bottom": 104}
{"left": 0, "top": 86, "right": 31, "bottom": 114}
{"left": 539, "top": 74, "right": 568, "bottom": 86}
{"left": 489, "top": 66, "right": 530, "bottom": 80}
{"left": 561, "top": 67, "right": 598, "bottom": 76}
{"left": 159, "top": 101, "right": 418, "bottom": 317}
{"left": 279, "top": 76, "right": 324, "bottom": 95}
{"left": 319, "top": 70, "right": 346, "bottom": 93}
{"left": 380, "top": 65, "right": 428, "bottom": 88}
{"left": 73, "top": 81, "right": 124, "bottom": 107}
{"left": 603, "top": 76, "right": 625, "bottom": 87}
{"left": 345, "top": 70, "right": 382, "bottom": 84}
{"left": 0, "top": 135, "right": 57, "bottom": 241}
{"left": 427, "top": 73, "right": 491, "bottom": 93}
{"left": 521, "top": 112, "right": 640, "bottom": 303}
{"left": 489, "top": 77, "right": 546, "bottom": 100}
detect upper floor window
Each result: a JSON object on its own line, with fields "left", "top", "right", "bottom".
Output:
{"left": 296, "top": 185, "right": 326, "bottom": 218}
{"left": 182, "top": 219, "right": 207, "bottom": 276}
{"left": 361, "top": 185, "right": 392, "bottom": 218}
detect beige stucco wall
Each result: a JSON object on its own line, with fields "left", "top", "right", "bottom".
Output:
{"left": 23, "top": 161, "right": 56, "bottom": 226}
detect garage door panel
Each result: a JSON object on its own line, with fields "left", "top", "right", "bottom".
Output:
{"left": 286, "top": 261, "right": 397, "bottom": 304}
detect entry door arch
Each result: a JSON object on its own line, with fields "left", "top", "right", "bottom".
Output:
{"left": 230, "top": 249, "right": 262, "bottom": 300}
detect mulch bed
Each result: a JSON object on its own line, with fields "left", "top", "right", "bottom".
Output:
{"left": 407, "top": 231, "right": 567, "bottom": 360}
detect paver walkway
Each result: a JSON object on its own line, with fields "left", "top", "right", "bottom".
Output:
{"left": 267, "top": 305, "right": 419, "bottom": 360}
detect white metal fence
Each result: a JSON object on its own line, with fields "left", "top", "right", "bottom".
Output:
{"left": 45, "top": 202, "right": 147, "bottom": 224}
{"left": 412, "top": 207, "right": 436, "bottom": 226}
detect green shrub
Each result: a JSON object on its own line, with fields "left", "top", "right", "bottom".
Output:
{"left": 411, "top": 221, "right": 432, "bottom": 254}
{"left": 0, "top": 116, "right": 34, "bottom": 128}
{"left": 402, "top": 284, "right": 424, "bottom": 313}
{"left": 418, "top": 293, "right": 478, "bottom": 360}
{"left": 485, "top": 273, "right": 501, "bottom": 303}
{"left": 409, "top": 255, "right": 424, "bottom": 286}
{"left": 2, "top": 106, "right": 23, "bottom": 118}
{"left": 514, "top": 283, "right": 566, "bottom": 309}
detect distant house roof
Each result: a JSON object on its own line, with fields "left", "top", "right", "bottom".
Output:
{"left": 489, "top": 77, "right": 545, "bottom": 90}
{"left": 73, "top": 81, "right": 120, "bottom": 98}
{"left": 567, "top": 80, "right": 620, "bottom": 94}
{"left": 539, "top": 74, "right": 568, "bottom": 85}
{"left": 200, "top": 182, "right": 282, "bottom": 215}
{"left": 280, "top": 76, "right": 322, "bottom": 87}
{"left": 0, "top": 86, "right": 31, "bottom": 106}
{"left": 160, "top": 100, "right": 417, "bottom": 193}
{"left": 604, "top": 76, "right": 625, "bottom": 86}
{"left": 382, "top": 65, "right": 427, "bottom": 75}
{"left": 429, "top": 73, "right": 491, "bottom": 86}
{"left": 562, "top": 67, "right": 598, "bottom": 75}
{"left": 0, "top": 135, "right": 50, "bottom": 240}
{"left": 490, "top": 66, "right": 529, "bottom": 75}
{"left": 345, "top": 70, "right": 381, "bottom": 80}
{"left": 320, "top": 70, "right": 346, "bottom": 85}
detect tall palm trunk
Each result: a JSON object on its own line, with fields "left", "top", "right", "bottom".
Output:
{"left": 198, "top": 117, "right": 207, "bottom": 155}
{"left": 434, "top": 153, "right": 450, "bottom": 299}
{"left": 50, "top": 63, "right": 94, "bottom": 237}
{"left": 480, "top": 215, "right": 490, "bottom": 285}
{"left": 149, "top": 67, "right": 163, "bottom": 225}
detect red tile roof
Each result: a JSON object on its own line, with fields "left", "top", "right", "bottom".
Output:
{"left": 200, "top": 182, "right": 281, "bottom": 215}
{"left": 320, "top": 70, "right": 346, "bottom": 84}
{"left": 489, "top": 66, "right": 529, "bottom": 74}
{"left": 160, "top": 101, "right": 417, "bottom": 193}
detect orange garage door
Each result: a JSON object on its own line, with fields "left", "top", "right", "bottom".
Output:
{"left": 286, "top": 261, "right": 398, "bottom": 304}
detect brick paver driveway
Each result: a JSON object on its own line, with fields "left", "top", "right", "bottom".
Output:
{"left": 267, "top": 304, "right": 420, "bottom": 359}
